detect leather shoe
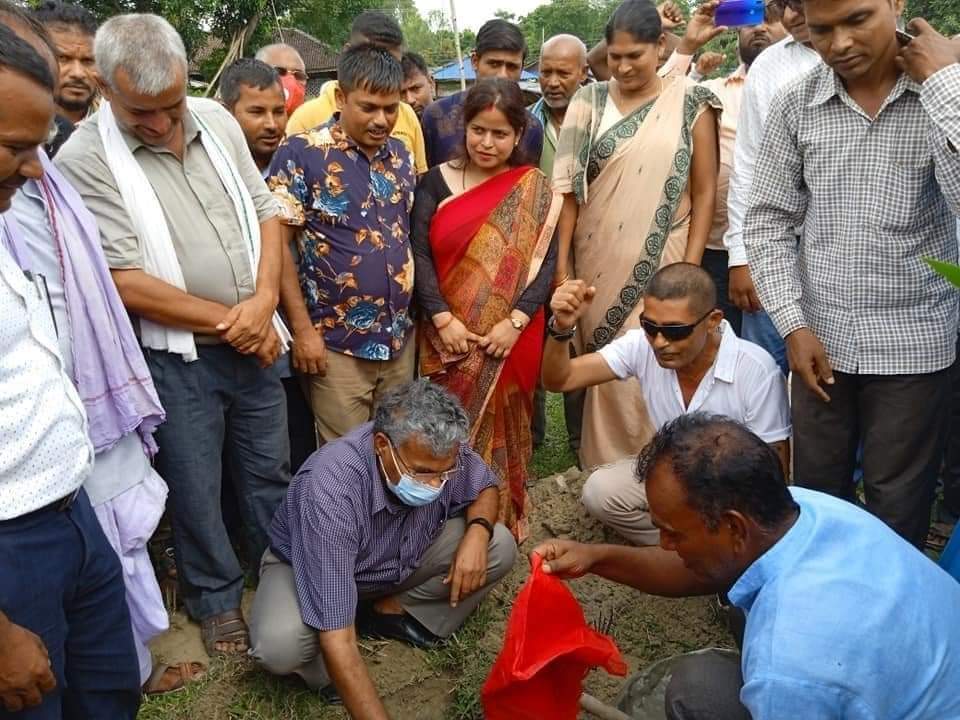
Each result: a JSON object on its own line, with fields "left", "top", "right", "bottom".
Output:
{"left": 319, "top": 683, "right": 342, "bottom": 705}
{"left": 356, "top": 608, "right": 443, "bottom": 650}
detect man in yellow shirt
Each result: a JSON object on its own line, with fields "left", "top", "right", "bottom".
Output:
{"left": 285, "top": 11, "right": 427, "bottom": 174}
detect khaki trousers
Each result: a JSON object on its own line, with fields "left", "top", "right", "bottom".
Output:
{"left": 303, "top": 337, "right": 416, "bottom": 444}
{"left": 248, "top": 518, "right": 517, "bottom": 688}
{"left": 581, "top": 458, "right": 660, "bottom": 546}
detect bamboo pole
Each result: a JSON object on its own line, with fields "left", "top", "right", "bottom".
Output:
{"left": 448, "top": 0, "right": 466, "bottom": 91}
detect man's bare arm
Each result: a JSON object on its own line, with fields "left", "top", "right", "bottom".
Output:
{"left": 318, "top": 626, "right": 390, "bottom": 720}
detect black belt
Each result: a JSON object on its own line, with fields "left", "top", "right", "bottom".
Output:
{"left": 40, "top": 488, "right": 81, "bottom": 514}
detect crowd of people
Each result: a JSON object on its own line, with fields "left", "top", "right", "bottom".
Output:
{"left": 1, "top": 0, "right": 960, "bottom": 718}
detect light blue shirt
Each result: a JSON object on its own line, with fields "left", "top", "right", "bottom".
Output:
{"left": 730, "top": 487, "right": 960, "bottom": 719}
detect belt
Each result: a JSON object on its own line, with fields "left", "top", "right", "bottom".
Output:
{"left": 41, "top": 487, "right": 81, "bottom": 514}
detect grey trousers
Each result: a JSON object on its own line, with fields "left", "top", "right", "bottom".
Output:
{"left": 581, "top": 458, "right": 660, "bottom": 546}
{"left": 792, "top": 368, "right": 951, "bottom": 547}
{"left": 248, "top": 518, "right": 517, "bottom": 688}
{"left": 665, "top": 652, "right": 751, "bottom": 720}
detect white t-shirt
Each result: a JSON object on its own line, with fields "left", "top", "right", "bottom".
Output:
{"left": 597, "top": 320, "right": 790, "bottom": 443}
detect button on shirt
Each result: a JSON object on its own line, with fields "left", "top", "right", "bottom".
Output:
{"left": 268, "top": 119, "right": 416, "bottom": 360}
{"left": 744, "top": 64, "right": 960, "bottom": 375}
{"left": 723, "top": 36, "right": 821, "bottom": 266}
{"left": 0, "top": 239, "right": 92, "bottom": 520}
{"left": 269, "top": 423, "right": 496, "bottom": 631}
{"left": 731, "top": 487, "right": 960, "bottom": 719}
{"left": 597, "top": 320, "right": 790, "bottom": 443}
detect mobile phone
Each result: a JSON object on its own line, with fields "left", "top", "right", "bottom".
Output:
{"left": 896, "top": 29, "right": 914, "bottom": 46}
{"left": 714, "top": 0, "right": 766, "bottom": 28}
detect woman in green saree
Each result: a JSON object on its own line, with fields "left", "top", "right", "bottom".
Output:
{"left": 552, "top": 0, "right": 720, "bottom": 469}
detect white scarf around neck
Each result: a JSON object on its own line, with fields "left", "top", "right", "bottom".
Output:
{"left": 98, "top": 97, "right": 290, "bottom": 361}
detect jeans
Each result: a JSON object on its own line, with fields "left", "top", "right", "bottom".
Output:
{"left": 145, "top": 344, "right": 291, "bottom": 620}
{"left": 740, "top": 310, "right": 787, "bottom": 375}
{"left": 701, "top": 249, "right": 741, "bottom": 336}
{"left": 0, "top": 490, "right": 141, "bottom": 720}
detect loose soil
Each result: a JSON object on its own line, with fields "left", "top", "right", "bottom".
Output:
{"left": 145, "top": 468, "right": 730, "bottom": 719}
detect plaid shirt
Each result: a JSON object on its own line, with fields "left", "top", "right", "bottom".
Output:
{"left": 744, "top": 63, "right": 960, "bottom": 375}
{"left": 268, "top": 422, "right": 496, "bottom": 632}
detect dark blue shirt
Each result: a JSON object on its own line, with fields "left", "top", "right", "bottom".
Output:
{"left": 267, "top": 119, "right": 415, "bottom": 361}
{"left": 269, "top": 422, "right": 497, "bottom": 631}
{"left": 421, "top": 91, "right": 544, "bottom": 168}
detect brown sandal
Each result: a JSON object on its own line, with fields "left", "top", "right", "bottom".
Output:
{"left": 143, "top": 662, "right": 206, "bottom": 696}
{"left": 200, "top": 609, "right": 249, "bottom": 656}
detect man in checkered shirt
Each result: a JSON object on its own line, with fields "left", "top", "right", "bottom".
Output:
{"left": 744, "top": 0, "right": 960, "bottom": 548}
{"left": 247, "top": 380, "right": 516, "bottom": 717}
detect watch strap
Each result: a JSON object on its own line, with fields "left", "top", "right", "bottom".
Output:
{"left": 467, "top": 517, "right": 495, "bottom": 539}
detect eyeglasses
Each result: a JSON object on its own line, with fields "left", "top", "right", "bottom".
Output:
{"left": 274, "top": 66, "right": 308, "bottom": 83}
{"left": 640, "top": 308, "right": 715, "bottom": 342}
{"left": 387, "top": 440, "right": 460, "bottom": 486}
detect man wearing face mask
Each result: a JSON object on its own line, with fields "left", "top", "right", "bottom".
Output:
{"left": 254, "top": 43, "right": 307, "bottom": 116}
{"left": 248, "top": 380, "right": 516, "bottom": 718}
{"left": 543, "top": 264, "right": 790, "bottom": 546}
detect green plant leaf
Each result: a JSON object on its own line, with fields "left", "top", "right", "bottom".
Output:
{"left": 924, "top": 258, "right": 960, "bottom": 290}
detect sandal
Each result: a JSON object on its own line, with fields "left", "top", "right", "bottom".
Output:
{"left": 200, "top": 608, "right": 249, "bottom": 656}
{"left": 143, "top": 662, "right": 206, "bottom": 696}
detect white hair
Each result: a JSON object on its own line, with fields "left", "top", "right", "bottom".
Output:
{"left": 540, "top": 34, "right": 588, "bottom": 65}
{"left": 95, "top": 14, "right": 187, "bottom": 95}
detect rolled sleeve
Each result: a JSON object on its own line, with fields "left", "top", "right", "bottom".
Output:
{"left": 447, "top": 449, "right": 498, "bottom": 515}
{"left": 55, "top": 128, "right": 142, "bottom": 270}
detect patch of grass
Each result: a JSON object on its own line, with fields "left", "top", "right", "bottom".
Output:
{"left": 424, "top": 600, "right": 500, "bottom": 720}
{"left": 530, "top": 392, "right": 578, "bottom": 479}
{"left": 138, "top": 657, "right": 336, "bottom": 720}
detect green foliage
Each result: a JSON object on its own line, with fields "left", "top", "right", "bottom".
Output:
{"left": 395, "top": 0, "right": 477, "bottom": 67}
{"left": 906, "top": 0, "right": 960, "bottom": 36}
{"left": 925, "top": 258, "right": 960, "bottom": 290}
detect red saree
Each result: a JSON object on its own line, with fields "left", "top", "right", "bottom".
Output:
{"left": 420, "top": 166, "right": 561, "bottom": 543}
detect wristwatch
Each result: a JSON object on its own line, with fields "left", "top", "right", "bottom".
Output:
{"left": 510, "top": 317, "right": 525, "bottom": 331}
{"left": 467, "top": 517, "right": 495, "bottom": 539}
{"left": 547, "top": 315, "right": 577, "bottom": 341}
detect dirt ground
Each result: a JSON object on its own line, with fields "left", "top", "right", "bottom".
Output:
{"left": 143, "top": 466, "right": 730, "bottom": 720}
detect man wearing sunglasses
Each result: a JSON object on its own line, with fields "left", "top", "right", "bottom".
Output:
{"left": 248, "top": 380, "right": 516, "bottom": 718}
{"left": 543, "top": 264, "right": 790, "bottom": 545}
{"left": 254, "top": 43, "right": 308, "bottom": 115}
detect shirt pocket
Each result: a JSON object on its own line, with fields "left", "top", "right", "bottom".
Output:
{"left": 877, "top": 145, "right": 936, "bottom": 233}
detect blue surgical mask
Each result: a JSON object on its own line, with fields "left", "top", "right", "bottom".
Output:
{"left": 379, "top": 444, "right": 446, "bottom": 507}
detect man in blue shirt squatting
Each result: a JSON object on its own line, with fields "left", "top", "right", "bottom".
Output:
{"left": 248, "top": 380, "right": 517, "bottom": 719}
{"left": 535, "top": 413, "right": 960, "bottom": 720}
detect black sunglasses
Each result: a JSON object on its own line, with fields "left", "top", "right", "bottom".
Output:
{"left": 274, "top": 66, "right": 308, "bottom": 83}
{"left": 640, "top": 308, "right": 715, "bottom": 342}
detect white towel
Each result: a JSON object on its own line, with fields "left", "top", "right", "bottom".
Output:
{"left": 98, "top": 98, "right": 290, "bottom": 362}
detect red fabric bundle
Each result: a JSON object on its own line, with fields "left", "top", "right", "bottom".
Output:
{"left": 481, "top": 554, "right": 628, "bottom": 719}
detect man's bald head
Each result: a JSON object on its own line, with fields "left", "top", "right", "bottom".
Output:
{"left": 538, "top": 33, "right": 588, "bottom": 111}
{"left": 645, "top": 262, "right": 717, "bottom": 317}
{"left": 255, "top": 43, "right": 306, "bottom": 82}
{"left": 541, "top": 33, "right": 588, "bottom": 65}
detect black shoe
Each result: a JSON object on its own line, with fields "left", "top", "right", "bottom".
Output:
{"left": 319, "top": 683, "right": 342, "bottom": 705}
{"left": 356, "top": 609, "right": 443, "bottom": 650}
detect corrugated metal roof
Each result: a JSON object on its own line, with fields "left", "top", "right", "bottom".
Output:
{"left": 433, "top": 56, "right": 538, "bottom": 81}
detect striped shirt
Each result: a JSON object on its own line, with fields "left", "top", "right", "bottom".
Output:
{"left": 744, "top": 63, "right": 960, "bottom": 375}
{"left": 269, "top": 422, "right": 496, "bottom": 631}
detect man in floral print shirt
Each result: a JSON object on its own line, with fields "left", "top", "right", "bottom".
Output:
{"left": 269, "top": 43, "right": 416, "bottom": 443}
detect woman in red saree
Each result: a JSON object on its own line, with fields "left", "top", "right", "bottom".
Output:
{"left": 413, "top": 79, "right": 561, "bottom": 543}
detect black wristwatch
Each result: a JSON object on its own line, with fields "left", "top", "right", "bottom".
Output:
{"left": 547, "top": 315, "right": 577, "bottom": 341}
{"left": 467, "top": 517, "right": 495, "bottom": 539}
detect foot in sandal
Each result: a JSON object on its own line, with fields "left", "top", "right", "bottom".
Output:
{"left": 200, "top": 608, "right": 250, "bottom": 656}
{"left": 143, "top": 662, "right": 206, "bottom": 696}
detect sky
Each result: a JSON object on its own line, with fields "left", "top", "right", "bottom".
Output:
{"left": 414, "top": 0, "right": 548, "bottom": 31}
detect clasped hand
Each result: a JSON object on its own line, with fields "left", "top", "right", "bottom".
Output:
{"left": 434, "top": 313, "right": 523, "bottom": 359}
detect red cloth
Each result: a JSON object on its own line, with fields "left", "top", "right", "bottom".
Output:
{"left": 482, "top": 555, "right": 628, "bottom": 719}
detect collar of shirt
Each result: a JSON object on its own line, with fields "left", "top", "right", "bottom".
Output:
{"left": 727, "top": 489, "right": 810, "bottom": 613}
{"left": 808, "top": 64, "right": 923, "bottom": 111}
{"left": 713, "top": 320, "right": 740, "bottom": 384}
{"left": 323, "top": 114, "right": 395, "bottom": 165}
{"left": 123, "top": 110, "right": 201, "bottom": 154}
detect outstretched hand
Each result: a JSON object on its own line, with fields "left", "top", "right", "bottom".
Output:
{"left": 530, "top": 540, "right": 598, "bottom": 580}
{"left": 678, "top": 0, "right": 728, "bottom": 56}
